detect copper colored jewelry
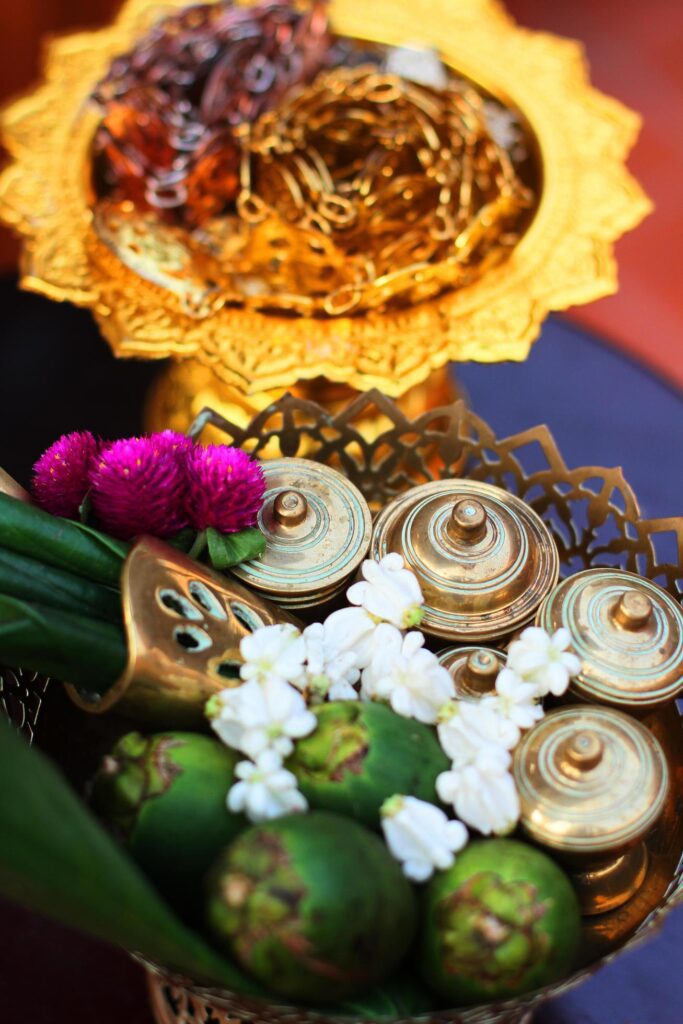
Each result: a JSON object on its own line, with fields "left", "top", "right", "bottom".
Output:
{"left": 91, "top": 0, "right": 332, "bottom": 227}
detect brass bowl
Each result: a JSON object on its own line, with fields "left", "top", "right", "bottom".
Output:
{"left": 0, "top": 0, "right": 651, "bottom": 431}
{"left": 2, "top": 391, "right": 681, "bottom": 1024}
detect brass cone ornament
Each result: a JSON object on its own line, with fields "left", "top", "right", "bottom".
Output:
{"left": 66, "top": 536, "right": 301, "bottom": 725}
{"left": 0, "top": 0, "right": 651, "bottom": 432}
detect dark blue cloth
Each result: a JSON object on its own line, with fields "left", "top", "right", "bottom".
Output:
{"left": 0, "top": 280, "right": 681, "bottom": 1023}
{"left": 458, "top": 318, "right": 683, "bottom": 519}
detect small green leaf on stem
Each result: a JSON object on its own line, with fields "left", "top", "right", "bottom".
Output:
{"left": 206, "top": 527, "right": 266, "bottom": 570}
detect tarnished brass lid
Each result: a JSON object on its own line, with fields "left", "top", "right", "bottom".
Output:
{"left": 514, "top": 706, "right": 669, "bottom": 855}
{"left": 370, "top": 480, "right": 559, "bottom": 641}
{"left": 438, "top": 646, "right": 506, "bottom": 700}
{"left": 536, "top": 568, "right": 683, "bottom": 710}
{"left": 231, "top": 457, "right": 372, "bottom": 607}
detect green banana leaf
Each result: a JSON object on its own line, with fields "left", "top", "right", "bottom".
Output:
{"left": 0, "top": 493, "right": 127, "bottom": 588}
{"left": 0, "top": 713, "right": 260, "bottom": 993}
{"left": 0, "top": 595, "right": 126, "bottom": 693}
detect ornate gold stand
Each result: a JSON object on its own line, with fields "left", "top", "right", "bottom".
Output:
{"left": 144, "top": 360, "right": 461, "bottom": 442}
{"left": 0, "top": 0, "right": 651, "bottom": 435}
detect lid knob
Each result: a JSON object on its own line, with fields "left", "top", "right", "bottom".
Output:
{"left": 464, "top": 649, "right": 500, "bottom": 693}
{"left": 448, "top": 498, "right": 487, "bottom": 542}
{"left": 563, "top": 730, "right": 604, "bottom": 773}
{"left": 611, "top": 590, "right": 653, "bottom": 631}
{"left": 273, "top": 489, "right": 309, "bottom": 527}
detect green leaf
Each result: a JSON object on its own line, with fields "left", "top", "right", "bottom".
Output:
{"left": 0, "top": 714, "right": 259, "bottom": 991}
{"left": 78, "top": 491, "right": 93, "bottom": 525}
{"left": 0, "top": 547, "right": 122, "bottom": 625}
{"left": 167, "top": 527, "right": 197, "bottom": 554}
{"left": 0, "top": 493, "right": 127, "bottom": 588}
{"left": 206, "top": 527, "right": 266, "bottom": 571}
{"left": 0, "top": 595, "right": 126, "bottom": 694}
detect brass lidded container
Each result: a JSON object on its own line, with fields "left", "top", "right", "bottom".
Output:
{"left": 370, "top": 479, "right": 559, "bottom": 641}
{"left": 231, "top": 457, "right": 372, "bottom": 609}
{"left": 536, "top": 568, "right": 683, "bottom": 712}
{"left": 514, "top": 705, "right": 669, "bottom": 916}
{"left": 438, "top": 646, "right": 506, "bottom": 700}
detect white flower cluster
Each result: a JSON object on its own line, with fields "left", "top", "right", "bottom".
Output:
{"left": 208, "top": 624, "right": 315, "bottom": 823}
{"left": 428, "top": 627, "right": 580, "bottom": 843}
{"left": 207, "top": 554, "right": 427, "bottom": 823}
{"left": 207, "top": 552, "right": 581, "bottom": 882}
{"left": 370, "top": 617, "right": 580, "bottom": 880}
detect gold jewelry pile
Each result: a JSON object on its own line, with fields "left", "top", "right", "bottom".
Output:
{"left": 214, "top": 65, "right": 533, "bottom": 315}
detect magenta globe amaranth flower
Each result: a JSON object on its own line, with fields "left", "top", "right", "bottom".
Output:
{"left": 184, "top": 444, "right": 266, "bottom": 533}
{"left": 90, "top": 436, "right": 188, "bottom": 539}
{"left": 32, "top": 430, "right": 99, "bottom": 518}
{"left": 150, "top": 430, "right": 194, "bottom": 456}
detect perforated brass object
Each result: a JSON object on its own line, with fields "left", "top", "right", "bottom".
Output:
{"left": 536, "top": 568, "right": 683, "bottom": 712}
{"left": 514, "top": 705, "right": 669, "bottom": 915}
{"left": 230, "top": 457, "right": 372, "bottom": 608}
{"left": 65, "top": 535, "right": 300, "bottom": 726}
{"left": 438, "top": 646, "right": 506, "bottom": 699}
{"left": 370, "top": 479, "right": 559, "bottom": 641}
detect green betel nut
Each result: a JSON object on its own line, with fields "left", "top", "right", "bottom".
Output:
{"left": 92, "top": 731, "right": 244, "bottom": 913}
{"left": 286, "top": 702, "right": 449, "bottom": 825}
{"left": 206, "top": 811, "right": 417, "bottom": 1003}
{"left": 419, "top": 839, "right": 580, "bottom": 1004}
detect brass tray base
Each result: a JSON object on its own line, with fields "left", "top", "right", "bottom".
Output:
{"left": 2, "top": 390, "right": 681, "bottom": 1024}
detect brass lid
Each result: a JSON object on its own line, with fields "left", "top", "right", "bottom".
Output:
{"left": 536, "top": 568, "right": 683, "bottom": 709}
{"left": 437, "top": 646, "right": 506, "bottom": 699}
{"left": 231, "top": 458, "right": 372, "bottom": 607}
{"left": 514, "top": 705, "right": 669, "bottom": 855}
{"left": 370, "top": 480, "right": 559, "bottom": 641}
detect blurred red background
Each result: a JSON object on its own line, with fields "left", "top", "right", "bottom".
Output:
{"left": 1, "top": 0, "right": 681, "bottom": 384}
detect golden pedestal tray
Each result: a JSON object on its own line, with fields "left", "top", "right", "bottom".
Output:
{"left": 2, "top": 391, "right": 681, "bottom": 1024}
{"left": 0, "top": 0, "right": 651, "bottom": 432}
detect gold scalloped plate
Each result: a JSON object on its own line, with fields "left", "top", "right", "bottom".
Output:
{"left": 0, "top": 0, "right": 651, "bottom": 399}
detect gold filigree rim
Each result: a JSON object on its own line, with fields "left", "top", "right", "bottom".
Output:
{"left": 0, "top": 0, "right": 652, "bottom": 396}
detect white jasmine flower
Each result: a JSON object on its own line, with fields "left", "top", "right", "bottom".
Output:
{"left": 381, "top": 795, "right": 468, "bottom": 882}
{"left": 482, "top": 668, "right": 544, "bottom": 730}
{"left": 321, "top": 606, "right": 378, "bottom": 671}
{"left": 209, "top": 677, "right": 316, "bottom": 759}
{"left": 347, "top": 553, "right": 424, "bottom": 629}
{"left": 227, "top": 750, "right": 308, "bottom": 823}
{"left": 239, "top": 623, "right": 306, "bottom": 689}
{"left": 436, "top": 750, "right": 520, "bottom": 836}
{"left": 361, "top": 624, "right": 454, "bottom": 724}
{"left": 302, "top": 619, "right": 362, "bottom": 702}
{"left": 321, "top": 605, "right": 378, "bottom": 669}
{"left": 437, "top": 699, "right": 520, "bottom": 763}
{"left": 507, "top": 626, "right": 581, "bottom": 698}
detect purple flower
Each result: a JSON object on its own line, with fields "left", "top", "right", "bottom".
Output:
{"left": 32, "top": 431, "right": 99, "bottom": 518}
{"left": 150, "top": 430, "right": 193, "bottom": 456}
{"left": 184, "top": 444, "right": 266, "bottom": 533}
{"left": 90, "top": 436, "right": 188, "bottom": 540}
